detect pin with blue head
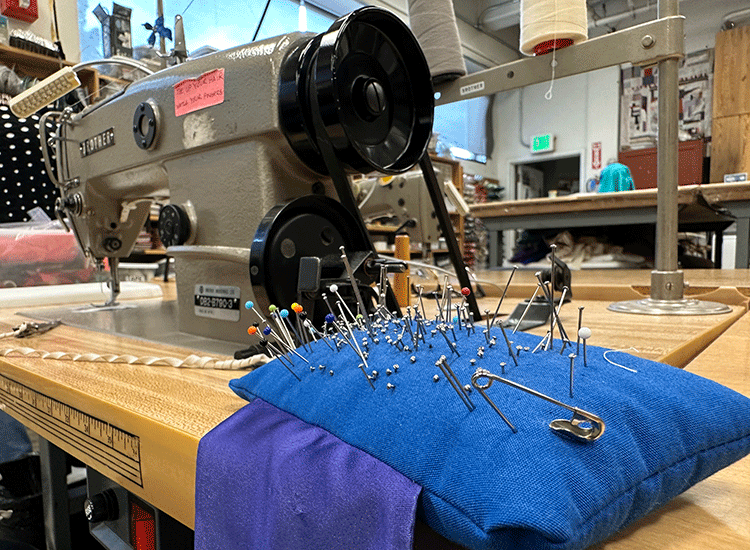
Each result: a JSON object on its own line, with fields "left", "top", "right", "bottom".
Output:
{"left": 279, "top": 307, "right": 299, "bottom": 345}
{"left": 244, "top": 300, "right": 265, "bottom": 323}
{"left": 325, "top": 313, "right": 336, "bottom": 331}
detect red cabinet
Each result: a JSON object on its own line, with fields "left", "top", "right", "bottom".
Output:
{"left": 618, "top": 139, "right": 705, "bottom": 189}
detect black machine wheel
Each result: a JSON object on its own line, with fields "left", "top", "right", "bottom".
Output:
{"left": 278, "top": 6, "right": 434, "bottom": 176}
{"left": 249, "top": 195, "right": 373, "bottom": 322}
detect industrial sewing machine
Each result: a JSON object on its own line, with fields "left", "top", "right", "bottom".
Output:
{"left": 12, "top": 7, "right": 484, "bottom": 346}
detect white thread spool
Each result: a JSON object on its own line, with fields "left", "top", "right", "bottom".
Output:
{"left": 520, "top": 0, "right": 588, "bottom": 56}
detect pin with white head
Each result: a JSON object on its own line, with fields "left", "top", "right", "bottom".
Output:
{"left": 329, "top": 284, "right": 357, "bottom": 324}
{"left": 576, "top": 306, "right": 584, "bottom": 355}
{"left": 578, "top": 327, "right": 592, "bottom": 367}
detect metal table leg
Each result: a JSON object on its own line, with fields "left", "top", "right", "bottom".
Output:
{"left": 39, "top": 440, "right": 72, "bottom": 550}
{"left": 736, "top": 217, "right": 750, "bottom": 268}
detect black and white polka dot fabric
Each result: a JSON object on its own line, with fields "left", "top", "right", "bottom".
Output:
{"left": 0, "top": 104, "right": 60, "bottom": 223}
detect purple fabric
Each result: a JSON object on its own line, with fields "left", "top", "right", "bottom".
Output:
{"left": 195, "top": 399, "right": 421, "bottom": 550}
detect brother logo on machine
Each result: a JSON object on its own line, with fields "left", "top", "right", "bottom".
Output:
{"left": 80, "top": 128, "right": 115, "bottom": 157}
{"left": 460, "top": 81, "right": 485, "bottom": 96}
{"left": 194, "top": 284, "right": 241, "bottom": 321}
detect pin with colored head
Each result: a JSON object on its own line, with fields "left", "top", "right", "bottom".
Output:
{"left": 578, "top": 327, "right": 592, "bottom": 367}
{"left": 244, "top": 300, "right": 266, "bottom": 323}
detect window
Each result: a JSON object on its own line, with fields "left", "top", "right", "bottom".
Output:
{"left": 77, "top": 0, "right": 339, "bottom": 61}
{"left": 433, "top": 58, "right": 490, "bottom": 163}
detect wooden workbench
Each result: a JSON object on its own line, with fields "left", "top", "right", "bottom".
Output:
{"left": 471, "top": 182, "right": 750, "bottom": 268}
{"left": 0, "top": 271, "right": 748, "bottom": 548}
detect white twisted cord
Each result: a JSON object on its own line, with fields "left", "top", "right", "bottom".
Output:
{"left": 0, "top": 346, "right": 268, "bottom": 370}
{"left": 1, "top": 320, "right": 268, "bottom": 370}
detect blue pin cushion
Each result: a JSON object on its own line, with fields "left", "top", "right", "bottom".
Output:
{"left": 229, "top": 318, "right": 750, "bottom": 549}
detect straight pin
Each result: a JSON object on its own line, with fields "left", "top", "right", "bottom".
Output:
{"left": 549, "top": 244, "right": 556, "bottom": 347}
{"left": 577, "top": 306, "right": 584, "bottom": 355}
{"left": 359, "top": 362, "right": 375, "bottom": 390}
{"left": 439, "top": 277, "right": 449, "bottom": 321}
{"left": 244, "top": 301, "right": 267, "bottom": 325}
{"left": 445, "top": 285, "right": 453, "bottom": 327}
{"left": 579, "top": 327, "right": 591, "bottom": 367}
{"left": 265, "top": 339, "right": 301, "bottom": 381}
{"left": 269, "top": 306, "right": 295, "bottom": 348}
{"left": 499, "top": 323, "right": 518, "bottom": 366}
{"left": 330, "top": 284, "right": 357, "bottom": 324}
{"left": 490, "top": 265, "right": 517, "bottom": 329}
{"left": 336, "top": 302, "right": 370, "bottom": 370}
{"left": 438, "top": 325, "right": 460, "bottom": 356}
{"left": 441, "top": 356, "right": 475, "bottom": 410}
{"left": 322, "top": 293, "right": 336, "bottom": 316}
{"left": 339, "top": 246, "right": 372, "bottom": 332}
{"left": 429, "top": 293, "right": 441, "bottom": 323}
{"left": 512, "top": 284, "right": 541, "bottom": 334}
{"left": 417, "top": 284, "right": 427, "bottom": 320}
{"left": 569, "top": 353, "right": 576, "bottom": 398}
{"left": 435, "top": 356, "right": 474, "bottom": 411}
{"left": 379, "top": 264, "right": 387, "bottom": 307}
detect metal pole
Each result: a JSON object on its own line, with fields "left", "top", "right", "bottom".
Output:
{"left": 157, "top": 0, "right": 167, "bottom": 68}
{"left": 608, "top": 0, "right": 729, "bottom": 314}
{"left": 651, "top": 0, "right": 683, "bottom": 300}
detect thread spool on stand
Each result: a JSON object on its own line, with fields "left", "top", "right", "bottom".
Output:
{"left": 407, "top": 0, "right": 467, "bottom": 83}
{"left": 520, "top": 0, "right": 588, "bottom": 56}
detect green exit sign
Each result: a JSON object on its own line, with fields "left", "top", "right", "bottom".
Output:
{"left": 531, "top": 134, "right": 555, "bottom": 154}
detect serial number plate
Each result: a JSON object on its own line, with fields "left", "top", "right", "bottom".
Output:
{"left": 194, "top": 284, "right": 240, "bottom": 321}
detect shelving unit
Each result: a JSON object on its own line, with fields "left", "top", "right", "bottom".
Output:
{"left": 0, "top": 43, "right": 132, "bottom": 105}
{"left": 0, "top": 43, "right": 100, "bottom": 99}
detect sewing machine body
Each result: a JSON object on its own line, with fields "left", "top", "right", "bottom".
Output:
{"left": 58, "top": 33, "right": 345, "bottom": 342}
{"left": 54, "top": 6, "right": 440, "bottom": 344}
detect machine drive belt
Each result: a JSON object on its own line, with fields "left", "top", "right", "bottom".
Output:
{"left": 418, "top": 155, "right": 481, "bottom": 321}
{"left": 308, "top": 66, "right": 401, "bottom": 315}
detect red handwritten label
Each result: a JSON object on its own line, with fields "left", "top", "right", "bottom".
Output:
{"left": 174, "top": 68, "right": 225, "bottom": 117}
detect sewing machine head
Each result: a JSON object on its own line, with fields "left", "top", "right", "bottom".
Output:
{"left": 49, "top": 7, "right": 433, "bottom": 344}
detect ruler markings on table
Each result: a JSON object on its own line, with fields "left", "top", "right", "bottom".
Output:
{"left": 0, "top": 374, "right": 143, "bottom": 487}
{"left": 7, "top": 398, "right": 142, "bottom": 482}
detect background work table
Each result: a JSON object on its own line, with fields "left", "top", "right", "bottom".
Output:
{"left": 471, "top": 183, "right": 750, "bottom": 268}
{"left": 0, "top": 270, "right": 748, "bottom": 548}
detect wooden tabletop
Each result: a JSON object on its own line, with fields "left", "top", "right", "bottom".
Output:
{"left": 470, "top": 182, "right": 750, "bottom": 219}
{"left": 0, "top": 272, "right": 748, "bottom": 545}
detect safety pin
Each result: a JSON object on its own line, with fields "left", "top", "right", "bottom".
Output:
{"left": 470, "top": 368, "right": 605, "bottom": 442}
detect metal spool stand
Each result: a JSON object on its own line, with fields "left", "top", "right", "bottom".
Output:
{"left": 608, "top": 0, "right": 730, "bottom": 315}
